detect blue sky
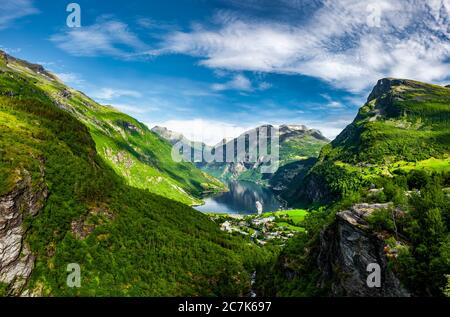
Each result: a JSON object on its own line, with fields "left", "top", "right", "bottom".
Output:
{"left": 1, "top": 0, "right": 449, "bottom": 144}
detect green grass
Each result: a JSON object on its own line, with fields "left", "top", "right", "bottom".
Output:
{"left": 7, "top": 61, "right": 226, "bottom": 205}
{"left": 262, "top": 209, "right": 308, "bottom": 225}
{"left": 324, "top": 81, "right": 450, "bottom": 166}
{"left": 279, "top": 136, "right": 327, "bottom": 166}
{"left": 0, "top": 54, "right": 269, "bottom": 296}
{"left": 333, "top": 157, "right": 450, "bottom": 185}
{"left": 395, "top": 157, "right": 450, "bottom": 173}
{"left": 293, "top": 79, "right": 450, "bottom": 204}
{"left": 275, "top": 222, "right": 305, "bottom": 232}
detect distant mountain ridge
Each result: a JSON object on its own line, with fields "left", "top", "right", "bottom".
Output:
{"left": 152, "top": 124, "right": 330, "bottom": 185}
{"left": 278, "top": 124, "right": 329, "bottom": 143}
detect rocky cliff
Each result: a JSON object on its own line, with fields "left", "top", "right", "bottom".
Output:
{"left": 318, "top": 203, "right": 410, "bottom": 297}
{"left": 0, "top": 165, "right": 47, "bottom": 296}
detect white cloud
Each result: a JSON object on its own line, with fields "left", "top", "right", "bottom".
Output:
{"left": 258, "top": 82, "right": 272, "bottom": 90}
{"left": 136, "top": 17, "right": 178, "bottom": 32}
{"left": 0, "top": 0, "right": 38, "bottom": 30}
{"left": 320, "top": 94, "right": 345, "bottom": 109}
{"left": 302, "top": 118, "right": 352, "bottom": 140}
{"left": 149, "top": 119, "right": 253, "bottom": 145}
{"left": 211, "top": 74, "right": 272, "bottom": 92}
{"left": 92, "top": 88, "right": 142, "bottom": 100}
{"left": 0, "top": 47, "right": 22, "bottom": 54}
{"left": 327, "top": 101, "right": 344, "bottom": 109}
{"left": 155, "top": 0, "right": 450, "bottom": 92}
{"left": 51, "top": 18, "right": 148, "bottom": 58}
{"left": 55, "top": 72, "right": 84, "bottom": 85}
{"left": 151, "top": 117, "right": 349, "bottom": 144}
{"left": 111, "top": 103, "right": 158, "bottom": 114}
{"left": 212, "top": 74, "right": 252, "bottom": 91}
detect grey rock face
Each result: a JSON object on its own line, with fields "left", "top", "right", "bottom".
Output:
{"left": 151, "top": 126, "right": 184, "bottom": 145}
{"left": 152, "top": 126, "right": 210, "bottom": 156}
{"left": 115, "top": 120, "right": 143, "bottom": 135}
{"left": 279, "top": 124, "right": 329, "bottom": 143}
{"left": 367, "top": 78, "right": 406, "bottom": 102}
{"left": 0, "top": 50, "right": 56, "bottom": 80}
{"left": 318, "top": 203, "right": 410, "bottom": 297}
{"left": 0, "top": 167, "right": 47, "bottom": 296}
{"left": 58, "top": 89, "right": 72, "bottom": 99}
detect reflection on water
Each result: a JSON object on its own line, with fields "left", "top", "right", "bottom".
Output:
{"left": 195, "top": 181, "right": 283, "bottom": 214}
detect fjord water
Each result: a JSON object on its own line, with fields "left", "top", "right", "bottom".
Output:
{"left": 195, "top": 181, "right": 283, "bottom": 214}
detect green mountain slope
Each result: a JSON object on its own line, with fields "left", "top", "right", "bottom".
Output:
{"left": 153, "top": 124, "right": 329, "bottom": 186}
{"left": 0, "top": 51, "right": 224, "bottom": 205}
{"left": 294, "top": 78, "right": 450, "bottom": 204}
{"left": 0, "top": 52, "right": 267, "bottom": 296}
{"left": 257, "top": 78, "right": 450, "bottom": 297}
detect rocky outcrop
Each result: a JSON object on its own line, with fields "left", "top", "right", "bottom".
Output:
{"left": 152, "top": 126, "right": 185, "bottom": 145}
{"left": 115, "top": 120, "right": 143, "bottom": 135}
{"left": 279, "top": 124, "right": 329, "bottom": 143}
{"left": 58, "top": 89, "right": 72, "bottom": 99}
{"left": 71, "top": 207, "right": 114, "bottom": 240}
{"left": 318, "top": 203, "right": 410, "bottom": 297}
{"left": 223, "top": 162, "right": 248, "bottom": 178}
{"left": 0, "top": 167, "right": 47, "bottom": 296}
{"left": 0, "top": 50, "right": 57, "bottom": 80}
{"left": 151, "top": 125, "right": 212, "bottom": 156}
{"left": 103, "top": 148, "right": 135, "bottom": 179}
{"left": 366, "top": 78, "right": 423, "bottom": 102}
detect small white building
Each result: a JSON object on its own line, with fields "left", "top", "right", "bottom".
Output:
{"left": 252, "top": 216, "right": 275, "bottom": 226}
{"left": 221, "top": 221, "right": 232, "bottom": 232}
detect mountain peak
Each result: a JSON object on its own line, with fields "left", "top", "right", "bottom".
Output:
{"left": 367, "top": 78, "right": 409, "bottom": 102}
{"left": 279, "top": 124, "right": 329, "bottom": 142}
{"left": 151, "top": 126, "right": 184, "bottom": 145}
{"left": 366, "top": 78, "right": 442, "bottom": 103}
{"left": 0, "top": 50, "right": 57, "bottom": 81}
{"left": 152, "top": 125, "right": 169, "bottom": 133}
{"left": 279, "top": 124, "right": 308, "bottom": 133}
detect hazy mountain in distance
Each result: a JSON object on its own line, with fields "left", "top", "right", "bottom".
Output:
{"left": 152, "top": 124, "right": 330, "bottom": 185}
{"left": 0, "top": 50, "right": 259, "bottom": 296}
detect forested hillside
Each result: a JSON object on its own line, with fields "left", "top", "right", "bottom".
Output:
{"left": 293, "top": 78, "right": 450, "bottom": 205}
{"left": 0, "top": 51, "right": 225, "bottom": 206}
{"left": 256, "top": 79, "right": 450, "bottom": 297}
{"left": 0, "top": 52, "right": 268, "bottom": 296}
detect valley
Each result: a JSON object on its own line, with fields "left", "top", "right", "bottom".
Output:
{"left": 0, "top": 51, "right": 449, "bottom": 298}
{"left": 0, "top": 51, "right": 269, "bottom": 296}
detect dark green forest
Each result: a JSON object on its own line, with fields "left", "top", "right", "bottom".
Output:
{"left": 0, "top": 63, "right": 271, "bottom": 296}
{"left": 1, "top": 54, "right": 449, "bottom": 297}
